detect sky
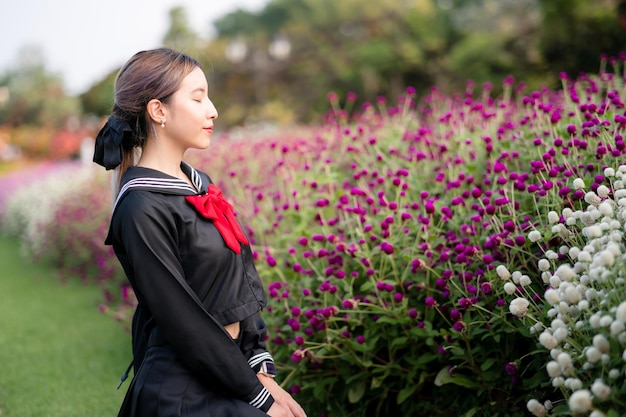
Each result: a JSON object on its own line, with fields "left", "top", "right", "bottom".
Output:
{"left": 0, "top": 0, "right": 268, "bottom": 95}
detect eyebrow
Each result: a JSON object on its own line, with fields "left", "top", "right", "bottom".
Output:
{"left": 191, "top": 87, "right": 207, "bottom": 94}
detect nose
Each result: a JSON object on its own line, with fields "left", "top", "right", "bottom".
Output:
{"left": 207, "top": 99, "right": 218, "bottom": 120}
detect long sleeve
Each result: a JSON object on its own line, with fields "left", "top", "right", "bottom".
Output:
{"left": 111, "top": 191, "right": 274, "bottom": 412}
{"left": 240, "top": 313, "right": 275, "bottom": 373}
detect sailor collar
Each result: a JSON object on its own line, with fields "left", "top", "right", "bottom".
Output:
{"left": 112, "top": 161, "right": 208, "bottom": 213}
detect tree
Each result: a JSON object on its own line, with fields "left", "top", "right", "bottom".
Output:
{"left": 0, "top": 45, "right": 80, "bottom": 128}
{"left": 163, "top": 7, "right": 202, "bottom": 52}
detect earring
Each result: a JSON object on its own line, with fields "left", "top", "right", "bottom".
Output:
{"left": 160, "top": 119, "right": 166, "bottom": 128}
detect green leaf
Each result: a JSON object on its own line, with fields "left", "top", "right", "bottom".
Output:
{"left": 348, "top": 380, "right": 366, "bottom": 403}
{"left": 480, "top": 358, "right": 497, "bottom": 372}
{"left": 434, "top": 367, "right": 479, "bottom": 389}
{"left": 397, "top": 384, "right": 418, "bottom": 404}
{"left": 463, "top": 407, "right": 480, "bottom": 417}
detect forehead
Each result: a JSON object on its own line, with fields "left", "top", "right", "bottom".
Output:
{"left": 178, "top": 67, "right": 208, "bottom": 92}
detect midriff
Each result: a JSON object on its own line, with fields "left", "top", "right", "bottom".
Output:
{"left": 224, "top": 321, "right": 241, "bottom": 339}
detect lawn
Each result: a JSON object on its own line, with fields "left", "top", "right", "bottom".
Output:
{"left": 0, "top": 235, "right": 129, "bottom": 417}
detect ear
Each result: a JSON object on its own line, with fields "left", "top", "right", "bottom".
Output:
{"left": 146, "top": 99, "right": 167, "bottom": 124}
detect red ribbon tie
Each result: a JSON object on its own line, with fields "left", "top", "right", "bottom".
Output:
{"left": 185, "top": 185, "right": 248, "bottom": 254}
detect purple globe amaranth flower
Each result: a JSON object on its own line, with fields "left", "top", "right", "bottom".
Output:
{"left": 266, "top": 255, "right": 277, "bottom": 267}
{"left": 381, "top": 241, "right": 395, "bottom": 254}
{"left": 289, "top": 385, "right": 301, "bottom": 395}
{"left": 356, "top": 335, "right": 366, "bottom": 344}
{"left": 453, "top": 321, "right": 467, "bottom": 332}
{"left": 458, "top": 298, "right": 472, "bottom": 309}
{"left": 425, "top": 297, "right": 437, "bottom": 308}
{"left": 450, "top": 309, "right": 462, "bottom": 322}
{"left": 504, "top": 362, "right": 518, "bottom": 375}
{"left": 291, "top": 350, "right": 304, "bottom": 362}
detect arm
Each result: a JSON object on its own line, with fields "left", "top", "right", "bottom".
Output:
{"left": 240, "top": 313, "right": 275, "bottom": 373}
{"left": 239, "top": 313, "right": 307, "bottom": 417}
{"left": 114, "top": 193, "right": 274, "bottom": 412}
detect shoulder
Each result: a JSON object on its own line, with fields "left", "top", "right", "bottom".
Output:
{"left": 115, "top": 189, "right": 171, "bottom": 218}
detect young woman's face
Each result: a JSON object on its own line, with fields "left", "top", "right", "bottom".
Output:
{"left": 164, "top": 66, "right": 218, "bottom": 150}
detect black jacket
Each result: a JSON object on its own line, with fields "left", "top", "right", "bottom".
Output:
{"left": 106, "top": 163, "right": 275, "bottom": 412}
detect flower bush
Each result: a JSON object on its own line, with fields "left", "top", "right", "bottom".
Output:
{"left": 3, "top": 57, "right": 626, "bottom": 416}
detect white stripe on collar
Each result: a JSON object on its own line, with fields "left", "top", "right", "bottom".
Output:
{"left": 112, "top": 177, "right": 197, "bottom": 213}
{"left": 182, "top": 161, "right": 203, "bottom": 191}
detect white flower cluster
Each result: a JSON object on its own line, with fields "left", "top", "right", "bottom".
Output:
{"left": 1, "top": 164, "right": 105, "bottom": 256}
{"left": 511, "top": 167, "right": 626, "bottom": 416}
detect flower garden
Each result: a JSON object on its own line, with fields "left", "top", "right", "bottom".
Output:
{"left": 2, "top": 59, "right": 626, "bottom": 417}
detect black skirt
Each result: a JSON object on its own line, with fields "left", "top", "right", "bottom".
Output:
{"left": 118, "top": 343, "right": 269, "bottom": 417}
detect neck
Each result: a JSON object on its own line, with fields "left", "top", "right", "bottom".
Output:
{"left": 137, "top": 139, "right": 187, "bottom": 180}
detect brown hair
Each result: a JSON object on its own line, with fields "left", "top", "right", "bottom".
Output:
{"left": 111, "top": 48, "right": 201, "bottom": 190}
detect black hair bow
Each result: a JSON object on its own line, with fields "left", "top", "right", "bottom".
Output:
{"left": 93, "top": 116, "right": 133, "bottom": 170}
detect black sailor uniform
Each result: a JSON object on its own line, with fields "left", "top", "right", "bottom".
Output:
{"left": 105, "top": 163, "right": 275, "bottom": 417}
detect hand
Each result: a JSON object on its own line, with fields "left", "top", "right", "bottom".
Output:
{"left": 266, "top": 402, "right": 289, "bottom": 417}
{"left": 259, "top": 374, "right": 307, "bottom": 417}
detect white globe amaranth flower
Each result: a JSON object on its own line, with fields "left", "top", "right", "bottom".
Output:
{"left": 553, "top": 326, "right": 568, "bottom": 342}
{"left": 598, "top": 201, "right": 614, "bottom": 216}
{"left": 504, "top": 282, "right": 517, "bottom": 295}
{"left": 566, "top": 378, "right": 583, "bottom": 391}
{"left": 615, "top": 189, "right": 626, "bottom": 198}
{"left": 593, "top": 334, "right": 610, "bottom": 353}
{"left": 585, "top": 191, "right": 602, "bottom": 206}
{"left": 512, "top": 270, "right": 522, "bottom": 284}
{"left": 563, "top": 285, "right": 582, "bottom": 304}
{"left": 548, "top": 211, "right": 560, "bottom": 224}
{"left": 546, "top": 360, "right": 561, "bottom": 377}
{"left": 616, "top": 301, "right": 626, "bottom": 323}
{"left": 528, "top": 230, "right": 542, "bottom": 242}
{"left": 578, "top": 300, "right": 589, "bottom": 311}
{"left": 597, "top": 185, "right": 610, "bottom": 198}
{"left": 509, "top": 297, "right": 530, "bottom": 317}
{"left": 611, "top": 319, "right": 625, "bottom": 336}
{"left": 583, "top": 225, "right": 603, "bottom": 239}
{"left": 526, "top": 399, "right": 547, "bottom": 417}
{"left": 573, "top": 178, "right": 586, "bottom": 189}
{"left": 519, "top": 275, "right": 531, "bottom": 286}
{"left": 609, "top": 369, "right": 620, "bottom": 379}
{"left": 545, "top": 288, "right": 560, "bottom": 305}
{"left": 581, "top": 211, "right": 596, "bottom": 226}
{"left": 496, "top": 264, "right": 511, "bottom": 280}
{"left": 590, "top": 411, "right": 607, "bottom": 417}
{"left": 545, "top": 250, "right": 559, "bottom": 260}
{"left": 568, "top": 246, "right": 581, "bottom": 260}
{"left": 586, "top": 346, "right": 602, "bottom": 363}
{"left": 555, "top": 264, "right": 576, "bottom": 281}
{"left": 539, "top": 331, "right": 558, "bottom": 350}
{"left": 541, "top": 272, "right": 551, "bottom": 284}
{"left": 568, "top": 389, "right": 592, "bottom": 413}
{"left": 604, "top": 167, "right": 616, "bottom": 177}
{"left": 552, "top": 376, "right": 564, "bottom": 387}
{"left": 598, "top": 249, "right": 615, "bottom": 267}
{"left": 556, "top": 352, "right": 572, "bottom": 371}
{"left": 600, "top": 315, "right": 613, "bottom": 328}
{"left": 538, "top": 258, "right": 551, "bottom": 271}
{"left": 591, "top": 379, "right": 611, "bottom": 401}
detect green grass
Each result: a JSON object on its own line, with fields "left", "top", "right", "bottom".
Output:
{"left": 0, "top": 235, "right": 130, "bottom": 417}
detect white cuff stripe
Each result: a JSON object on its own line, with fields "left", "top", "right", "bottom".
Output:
{"left": 249, "top": 387, "right": 271, "bottom": 408}
{"left": 248, "top": 352, "right": 273, "bottom": 368}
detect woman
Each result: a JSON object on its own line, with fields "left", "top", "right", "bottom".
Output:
{"left": 93, "top": 48, "right": 306, "bottom": 417}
